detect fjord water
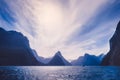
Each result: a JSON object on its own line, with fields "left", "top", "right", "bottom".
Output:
{"left": 0, "top": 66, "right": 120, "bottom": 80}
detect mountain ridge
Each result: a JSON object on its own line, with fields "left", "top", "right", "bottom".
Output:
{"left": 0, "top": 27, "right": 44, "bottom": 66}
{"left": 0, "top": 27, "right": 104, "bottom": 66}
{"left": 71, "top": 53, "right": 102, "bottom": 66}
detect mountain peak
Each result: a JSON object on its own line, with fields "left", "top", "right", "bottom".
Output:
{"left": 84, "top": 53, "right": 90, "bottom": 56}
{"left": 0, "top": 27, "right": 5, "bottom": 31}
{"left": 55, "top": 51, "right": 62, "bottom": 56}
{"left": 48, "top": 51, "right": 71, "bottom": 66}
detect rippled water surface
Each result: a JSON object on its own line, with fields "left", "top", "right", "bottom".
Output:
{"left": 0, "top": 66, "right": 120, "bottom": 80}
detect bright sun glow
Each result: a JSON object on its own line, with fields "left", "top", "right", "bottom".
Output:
{"left": 34, "top": 2, "right": 67, "bottom": 47}
{"left": 39, "top": 3, "right": 63, "bottom": 30}
{"left": 40, "top": 3, "right": 63, "bottom": 27}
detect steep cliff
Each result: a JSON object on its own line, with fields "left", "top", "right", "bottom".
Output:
{"left": 102, "top": 21, "right": 120, "bottom": 66}
{"left": 0, "top": 27, "right": 43, "bottom": 65}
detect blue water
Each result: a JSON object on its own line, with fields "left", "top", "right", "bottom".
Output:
{"left": 0, "top": 66, "right": 120, "bottom": 80}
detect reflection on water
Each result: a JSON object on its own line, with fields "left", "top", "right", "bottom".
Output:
{"left": 0, "top": 66, "right": 120, "bottom": 80}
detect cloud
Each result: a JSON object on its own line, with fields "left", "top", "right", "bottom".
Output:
{"left": 0, "top": 0, "right": 119, "bottom": 59}
{"left": 0, "top": 0, "right": 15, "bottom": 25}
{"left": 66, "top": 0, "right": 120, "bottom": 59}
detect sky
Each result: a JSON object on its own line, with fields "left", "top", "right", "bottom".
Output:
{"left": 0, "top": 0, "right": 120, "bottom": 60}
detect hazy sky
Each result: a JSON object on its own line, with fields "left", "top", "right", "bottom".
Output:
{"left": 0, "top": 0, "right": 120, "bottom": 60}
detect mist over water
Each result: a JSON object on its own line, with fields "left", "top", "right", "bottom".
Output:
{"left": 0, "top": 66, "right": 120, "bottom": 80}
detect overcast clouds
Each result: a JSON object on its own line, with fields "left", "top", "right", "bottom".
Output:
{"left": 0, "top": 0, "right": 120, "bottom": 60}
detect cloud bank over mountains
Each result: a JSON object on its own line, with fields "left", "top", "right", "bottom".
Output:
{"left": 0, "top": 0, "right": 120, "bottom": 59}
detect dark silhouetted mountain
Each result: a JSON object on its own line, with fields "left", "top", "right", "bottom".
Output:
{"left": 102, "top": 21, "right": 120, "bottom": 66}
{"left": 48, "top": 51, "right": 71, "bottom": 66}
{"left": 71, "top": 53, "right": 101, "bottom": 66}
{"left": 0, "top": 27, "right": 44, "bottom": 65}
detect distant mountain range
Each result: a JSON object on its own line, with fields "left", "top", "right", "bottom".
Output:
{"left": 1, "top": 20, "right": 120, "bottom": 66}
{"left": 39, "top": 56, "right": 51, "bottom": 64}
{"left": 71, "top": 53, "right": 104, "bottom": 66}
{"left": 101, "top": 21, "right": 120, "bottom": 66}
{"left": 0, "top": 27, "right": 104, "bottom": 66}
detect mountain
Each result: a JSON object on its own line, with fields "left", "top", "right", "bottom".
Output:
{"left": 0, "top": 27, "right": 44, "bottom": 65}
{"left": 98, "top": 53, "right": 105, "bottom": 62}
{"left": 48, "top": 51, "right": 71, "bottom": 66}
{"left": 71, "top": 53, "right": 101, "bottom": 66}
{"left": 101, "top": 21, "right": 120, "bottom": 66}
{"left": 39, "top": 56, "right": 51, "bottom": 64}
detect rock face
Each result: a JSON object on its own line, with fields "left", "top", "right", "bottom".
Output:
{"left": 101, "top": 21, "right": 120, "bottom": 66}
{"left": 48, "top": 51, "right": 71, "bottom": 66}
{"left": 71, "top": 53, "right": 101, "bottom": 66}
{"left": 0, "top": 27, "right": 43, "bottom": 65}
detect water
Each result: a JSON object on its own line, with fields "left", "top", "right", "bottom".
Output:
{"left": 0, "top": 66, "right": 120, "bottom": 80}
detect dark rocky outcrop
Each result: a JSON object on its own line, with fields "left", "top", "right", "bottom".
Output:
{"left": 0, "top": 27, "right": 43, "bottom": 66}
{"left": 101, "top": 21, "right": 120, "bottom": 66}
{"left": 48, "top": 51, "right": 71, "bottom": 66}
